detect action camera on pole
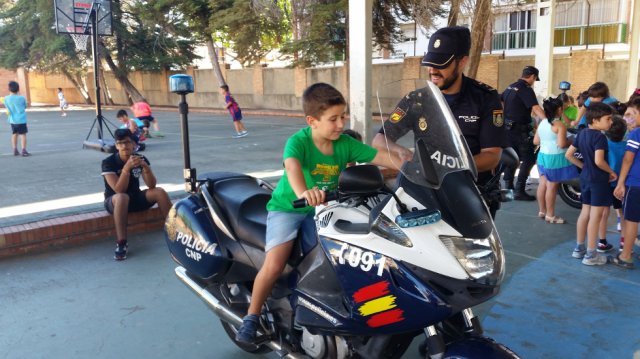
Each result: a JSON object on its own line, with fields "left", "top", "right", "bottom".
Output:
{"left": 169, "top": 74, "right": 196, "bottom": 193}
{"left": 559, "top": 81, "right": 571, "bottom": 92}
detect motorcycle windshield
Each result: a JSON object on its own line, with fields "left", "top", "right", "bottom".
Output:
{"left": 376, "top": 80, "right": 477, "bottom": 189}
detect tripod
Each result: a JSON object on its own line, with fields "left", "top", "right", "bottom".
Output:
{"left": 81, "top": 1, "right": 116, "bottom": 153}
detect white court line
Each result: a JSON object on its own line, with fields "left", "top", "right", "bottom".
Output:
{"left": 0, "top": 169, "right": 284, "bottom": 219}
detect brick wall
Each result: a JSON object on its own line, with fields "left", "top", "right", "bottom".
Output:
{"left": 0, "top": 207, "right": 166, "bottom": 259}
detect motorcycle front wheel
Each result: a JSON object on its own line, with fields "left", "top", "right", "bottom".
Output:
{"left": 558, "top": 182, "right": 581, "bottom": 209}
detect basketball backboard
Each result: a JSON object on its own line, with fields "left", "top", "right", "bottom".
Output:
{"left": 54, "top": 0, "right": 113, "bottom": 36}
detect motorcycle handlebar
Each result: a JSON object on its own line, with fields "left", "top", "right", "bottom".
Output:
{"left": 292, "top": 191, "right": 338, "bottom": 208}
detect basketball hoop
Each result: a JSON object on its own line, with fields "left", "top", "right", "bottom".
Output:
{"left": 70, "top": 33, "right": 89, "bottom": 51}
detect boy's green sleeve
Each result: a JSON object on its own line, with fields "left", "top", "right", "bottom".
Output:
{"left": 345, "top": 136, "right": 378, "bottom": 163}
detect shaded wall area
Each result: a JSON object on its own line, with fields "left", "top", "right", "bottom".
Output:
{"left": 20, "top": 50, "right": 640, "bottom": 111}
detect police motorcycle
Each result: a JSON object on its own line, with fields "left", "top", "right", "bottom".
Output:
{"left": 163, "top": 77, "right": 519, "bottom": 358}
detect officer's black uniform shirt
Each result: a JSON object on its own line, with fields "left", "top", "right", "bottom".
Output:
{"left": 500, "top": 79, "right": 538, "bottom": 125}
{"left": 380, "top": 75, "right": 506, "bottom": 157}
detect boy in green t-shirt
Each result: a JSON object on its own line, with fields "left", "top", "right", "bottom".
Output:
{"left": 235, "top": 83, "right": 402, "bottom": 343}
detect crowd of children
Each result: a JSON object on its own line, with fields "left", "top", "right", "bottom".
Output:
{"left": 529, "top": 81, "right": 640, "bottom": 269}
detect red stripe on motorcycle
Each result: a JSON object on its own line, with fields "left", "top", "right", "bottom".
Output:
{"left": 366, "top": 308, "right": 405, "bottom": 328}
{"left": 352, "top": 281, "right": 390, "bottom": 303}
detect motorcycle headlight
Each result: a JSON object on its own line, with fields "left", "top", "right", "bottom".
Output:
{"left": 439, "top": 231, "right": 505, "bottom": 285}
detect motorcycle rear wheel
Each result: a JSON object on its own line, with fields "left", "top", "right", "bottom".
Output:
{"left": 220, "top": 319, "right": 273, "bottom": 354}
{"left": 559, "top": 182, "right": 581, "bottom": 209}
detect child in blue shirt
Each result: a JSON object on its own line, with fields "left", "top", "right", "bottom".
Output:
{"left": 596, "top": 116, "right": 627, "bottom": 251}
{"left": 3, "top": 81, "right": 30, "bottom": 156}
{"left": 566, "top": 102, "right": 616, "bottom": 265}
{"left": 613, "top": 99, "right": 640, "bottom": 268}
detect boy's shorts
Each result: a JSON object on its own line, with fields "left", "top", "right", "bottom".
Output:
{"left": 580, "top": 181, "right": 612, "bottom": 207}
{"left": 104, "top": 190, "right": 154, "bottom": 214}
{"left": 623, "top": 186, "right": 640, "bottom": 222}
{"left": 609, "top": 186, "right": 622, "bottom": 209}
{"left": 138, "top": 115, "right": 155, "bottom": 124}
{"left": 265, "top": 211, "right": 316, "bottom": 252}
{"left": 229, "top": 109, "right": 242, "bottom": 122}
{"left": 11, "top": 124, "right": 28, "bottom": 134}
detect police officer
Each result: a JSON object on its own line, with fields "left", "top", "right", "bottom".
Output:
{"left": 501, "top": 66, "right": 547, "bottom": 201}
{"left": 372, "top": 26, "right": 507, "bottom": 218}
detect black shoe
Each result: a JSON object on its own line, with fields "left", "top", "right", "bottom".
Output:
{"left": 114, "top": 240, "right": 128, "bottom": 261}
{"left": 514, "top": 191, "right": 536, "bottom": 201}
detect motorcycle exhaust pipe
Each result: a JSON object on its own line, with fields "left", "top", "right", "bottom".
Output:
{"left": 174, "top": 266, "right": 305, "bottom": 359}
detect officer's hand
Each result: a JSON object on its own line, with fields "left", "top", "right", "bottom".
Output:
{"left": 395, "top": 147, "right": 413, "bottom": 162}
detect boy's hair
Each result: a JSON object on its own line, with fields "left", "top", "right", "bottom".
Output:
{"left": 8, "top": 81, "right": 19, "bottom": 93}
{"left": 611, "top": 101, "right": 627, "bottom": 115}
{"left": 220, "top": 85, "right": 229, "bottom": 92}
{"left": 57, "top": 87, "right": 62, "bottom": 92}
{"left": 114, "top": 128, "right": 134, "bottom": 141}
{"left": 628, "top": 97, "right": 640, "bottom": 111}
{"left": 302, "top": 83, "right": 346, "bottom": 119}
{"left": 342, "top": 129, "right": 362, "bottom": 142}
{"left": 116, "top": 109, "right": 129, "bottom": 118}
{"left": 557, "top": 93, "right": 569, "bottom": 104}
{"left": 629, "top": 88, "right": 640, "bottom": 103}
{"left": 577, "top": 91, "right": 589, "bottom": 108}
{"left": 542, "top": 96, "right": 563, "bottom": 123}
{"left": 606, "top": 115, "right": 627, "bottom": 142}
{"left": 585, "top": 102, "right": 613, "bottom": 124}
{"left": 587, "top": 82, "right": 610, "bottom": 99}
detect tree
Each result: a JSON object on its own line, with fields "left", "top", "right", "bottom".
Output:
{"left": 0, "top": 0, "right": 92, "bottom": 103}
{"left": 100, "top": 0, "right": 199, "bottom": 103}
{"left": 176, "top": 0, "right": 230, "bottom": 86}
{"left": 210, "top": 0, "right": 290, "bottom": 68}
{"left": 465, "top": 0, "right": 492, "bottom": 79}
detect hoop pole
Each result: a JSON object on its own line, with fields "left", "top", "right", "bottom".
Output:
{"left": 90, "top": 4, "right": 103, "bottom": 140}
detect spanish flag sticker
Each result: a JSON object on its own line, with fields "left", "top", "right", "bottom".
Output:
{"left": 389, "top": 108, "right": 406, "bottom": 123}
{"left": 352, "top": 280, "right": 405, "bottom": 328}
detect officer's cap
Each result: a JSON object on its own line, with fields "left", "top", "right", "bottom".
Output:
{"left": 522, "top": 66, "right": 540, "bottom": 81}
{"left": 421, "top": 26, "right": 471, "bottom": 69}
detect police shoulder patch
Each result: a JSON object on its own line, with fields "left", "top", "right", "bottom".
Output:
{"left": 389, "top": 107, "right": 406, "bottom": 123}
{"left": 493, "top": 110, "right": 504, "bottom": 127}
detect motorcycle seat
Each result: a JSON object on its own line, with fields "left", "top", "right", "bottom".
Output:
{"left": 210, "top": 176, "right": 271, "bottom": 250}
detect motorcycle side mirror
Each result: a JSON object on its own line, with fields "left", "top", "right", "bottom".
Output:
{"left": 338, "top": 165, "right": 384, "bottom": 194}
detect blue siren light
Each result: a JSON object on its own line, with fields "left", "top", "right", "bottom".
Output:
{"left": 169, "top": 74, "right": 194, "bottom": 94}
{"left": 396, "top": 209, "right": 441, "bottom": 228}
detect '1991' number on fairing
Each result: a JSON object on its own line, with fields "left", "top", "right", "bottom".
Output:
{"left": 337, "top": 243, "right": 385, "bottom": 276}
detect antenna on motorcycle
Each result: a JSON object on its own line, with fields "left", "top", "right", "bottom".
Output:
{"left": 169, "top": 74, "right": 196, "bottom": 193}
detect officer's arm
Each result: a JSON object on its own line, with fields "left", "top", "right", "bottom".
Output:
{"left": 531, "top": 104, "right": 546, "bottom": 123}
{"left": 372, "top": 132, "right": 413, "bottom": 162}
{"left": 474, "top": 147, "right": 502, "bottom": 172}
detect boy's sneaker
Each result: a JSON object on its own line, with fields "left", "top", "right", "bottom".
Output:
{"left": 582, "top": 253, "right": 608, "bottom": 266}
{"left": 21, "top": 150, "right": 30, "bottom": 157}
{"left": 240, "top": 130, "right": 248, "bottom": 135}
{"left": 13, "top": 149, "right": 19, "bottom": 156}
{"left": 572, "top": 246, "right": 586, "bottom": 259}
{"left": 597, "top": 241, "right": 613, "bottom": 253}
{"left": 152, "top": 131, "right": 164, "bottom": 137}
{"left": 114, "top": 240, "right": 128, "bottom": 261}
{"left": 235, "top": 314, "right": 259, "bottom": 344}
{"left": 232, "top": 132, "right": 248, "bottom": 139}
{"left": 616, "top": 217, "right": 621, "bottom": 232}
